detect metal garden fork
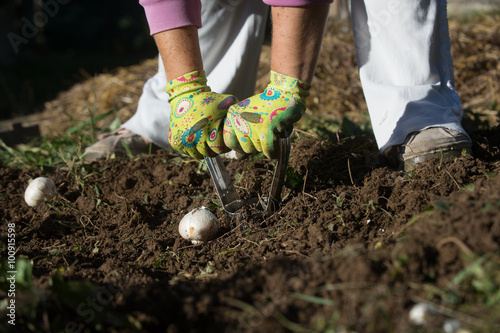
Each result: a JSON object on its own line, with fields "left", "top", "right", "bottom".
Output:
{"left": 205, "top": 133, "right": 291, "bottom": 218}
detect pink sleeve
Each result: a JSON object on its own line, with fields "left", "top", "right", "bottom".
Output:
{"left": 139, "top": 0, "right": 202, "bottom": 35}
{"left": 263, "top": 0, "right": 333, "bottom": 5}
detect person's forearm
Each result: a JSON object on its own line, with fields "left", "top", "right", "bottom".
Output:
{"left": 139, "top": 0, "right": 204, "bottom": 80}
{"left": 270, "top": 5, "right": 329, "bottom": 83}
{"left": 153, "top": 25, "right": 203, "bottom": 81}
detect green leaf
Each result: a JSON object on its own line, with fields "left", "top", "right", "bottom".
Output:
{"left": 433, "top": 200, "right": 450, "bottom": 213}
{"left": 65, "top": 108, "right": 121, "bottom": 136}
{"left": 0, "top": 258, "right": 34, "bottom": 292}
{"left": 285, "top": 167, "right": 303, "bottom": 190}
{"left": 108, "top": 117, "right": 122, "bottom": 132}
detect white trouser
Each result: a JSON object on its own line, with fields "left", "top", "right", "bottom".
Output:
{"left": 124, "top": 0, "right": 466, "bottom": 152}
{"left": 351, "top": 0, "right": 466, "bottom": 152}
{"left": 123, "top": 1, "right": 269, "bottom": 149}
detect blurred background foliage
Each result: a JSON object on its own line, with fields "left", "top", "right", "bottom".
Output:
{"left": 0, "top": 0, "right": 157, "bottom": 120}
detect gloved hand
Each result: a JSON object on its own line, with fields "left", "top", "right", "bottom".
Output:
{"left": 168, "top": 70, "right": 238, "bottom": 158}
{"left": 223, "top": 71, "right": 310, "bottom": 159}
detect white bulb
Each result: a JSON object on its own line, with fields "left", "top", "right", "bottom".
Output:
{"left": 443, "top": 319, "right": 461, "bottom": 333}
{"left": 409, "top": 303, "right": 428, "bottom": 326}
{"left": 24, "top": 177, "right": 57, "bottom": 207}
{"left": 178, "top": 207, "right": 218, "bottom": 244}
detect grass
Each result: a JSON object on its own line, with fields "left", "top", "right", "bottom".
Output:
{"left": 0, "top": 135, "right": 85, "bottom": 170}
{"left": 407, "top": 251, "right": 500, "bottom": 331}
{"left": 0, "top": 104, "right": 126, "bottom": 170}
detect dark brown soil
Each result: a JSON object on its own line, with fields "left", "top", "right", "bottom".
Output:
{"left": 1, "top": 125, "right": 500, "bottom": 332}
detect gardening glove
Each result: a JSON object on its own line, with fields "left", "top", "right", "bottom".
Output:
{"left": 223, "top": 70, "right": 311, "bottom": 159}
{"left": 168, "top": 70, "right": 238, "bottom": 159}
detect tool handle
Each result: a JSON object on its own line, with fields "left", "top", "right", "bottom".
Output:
{"left": 267, "top": 130, "right": 292, "bottom": 213}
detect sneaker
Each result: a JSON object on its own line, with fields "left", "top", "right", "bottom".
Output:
{"left": 384, "top": 127, "right": 472, "bottom": 171}
{"left": 83, "top": 128, "right": 158, "bottom": 161}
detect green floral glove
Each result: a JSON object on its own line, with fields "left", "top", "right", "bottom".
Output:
{"left": 168, "top": 70, "right": 238, "bottom": 158}
{"left": 223, "top": 71, "right": 311, "bottom": 159}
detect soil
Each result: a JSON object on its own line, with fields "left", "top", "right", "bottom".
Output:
{"left": 1, "top": 126, "right": 500, "bottom": 333}
{"left": 1, "top": 14, "right": 500, "bottom": 333}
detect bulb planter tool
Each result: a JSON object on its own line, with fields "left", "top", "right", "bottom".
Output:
{"left": 205, "top": 130, "right": 291, "bottom": 218}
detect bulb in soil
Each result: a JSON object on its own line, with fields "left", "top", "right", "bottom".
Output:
{"left": 409, "top": 303, "right": 428, "bottom": 326}
{"left": 179, "top": 207, "right": 218, "bottom": 244}
{"left": 24, "top": 177, "right": 57, "bottom": 207}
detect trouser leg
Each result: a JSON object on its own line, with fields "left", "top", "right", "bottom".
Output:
{"left": 123, "top": 0, "right": 269, "bottom": 149}
{"left": 351, "top": 0, "right": 467, "bottom": 153}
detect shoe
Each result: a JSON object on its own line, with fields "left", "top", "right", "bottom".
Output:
{"left": 384, "top": 127, "right": 472, "bottom": 171}
{"left": 83, "top": 128, "right": 158, "bottom": 161}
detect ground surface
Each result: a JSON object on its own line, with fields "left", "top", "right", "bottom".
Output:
{"left": 1, "top": 15, "right": 500, "bottom": 333}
